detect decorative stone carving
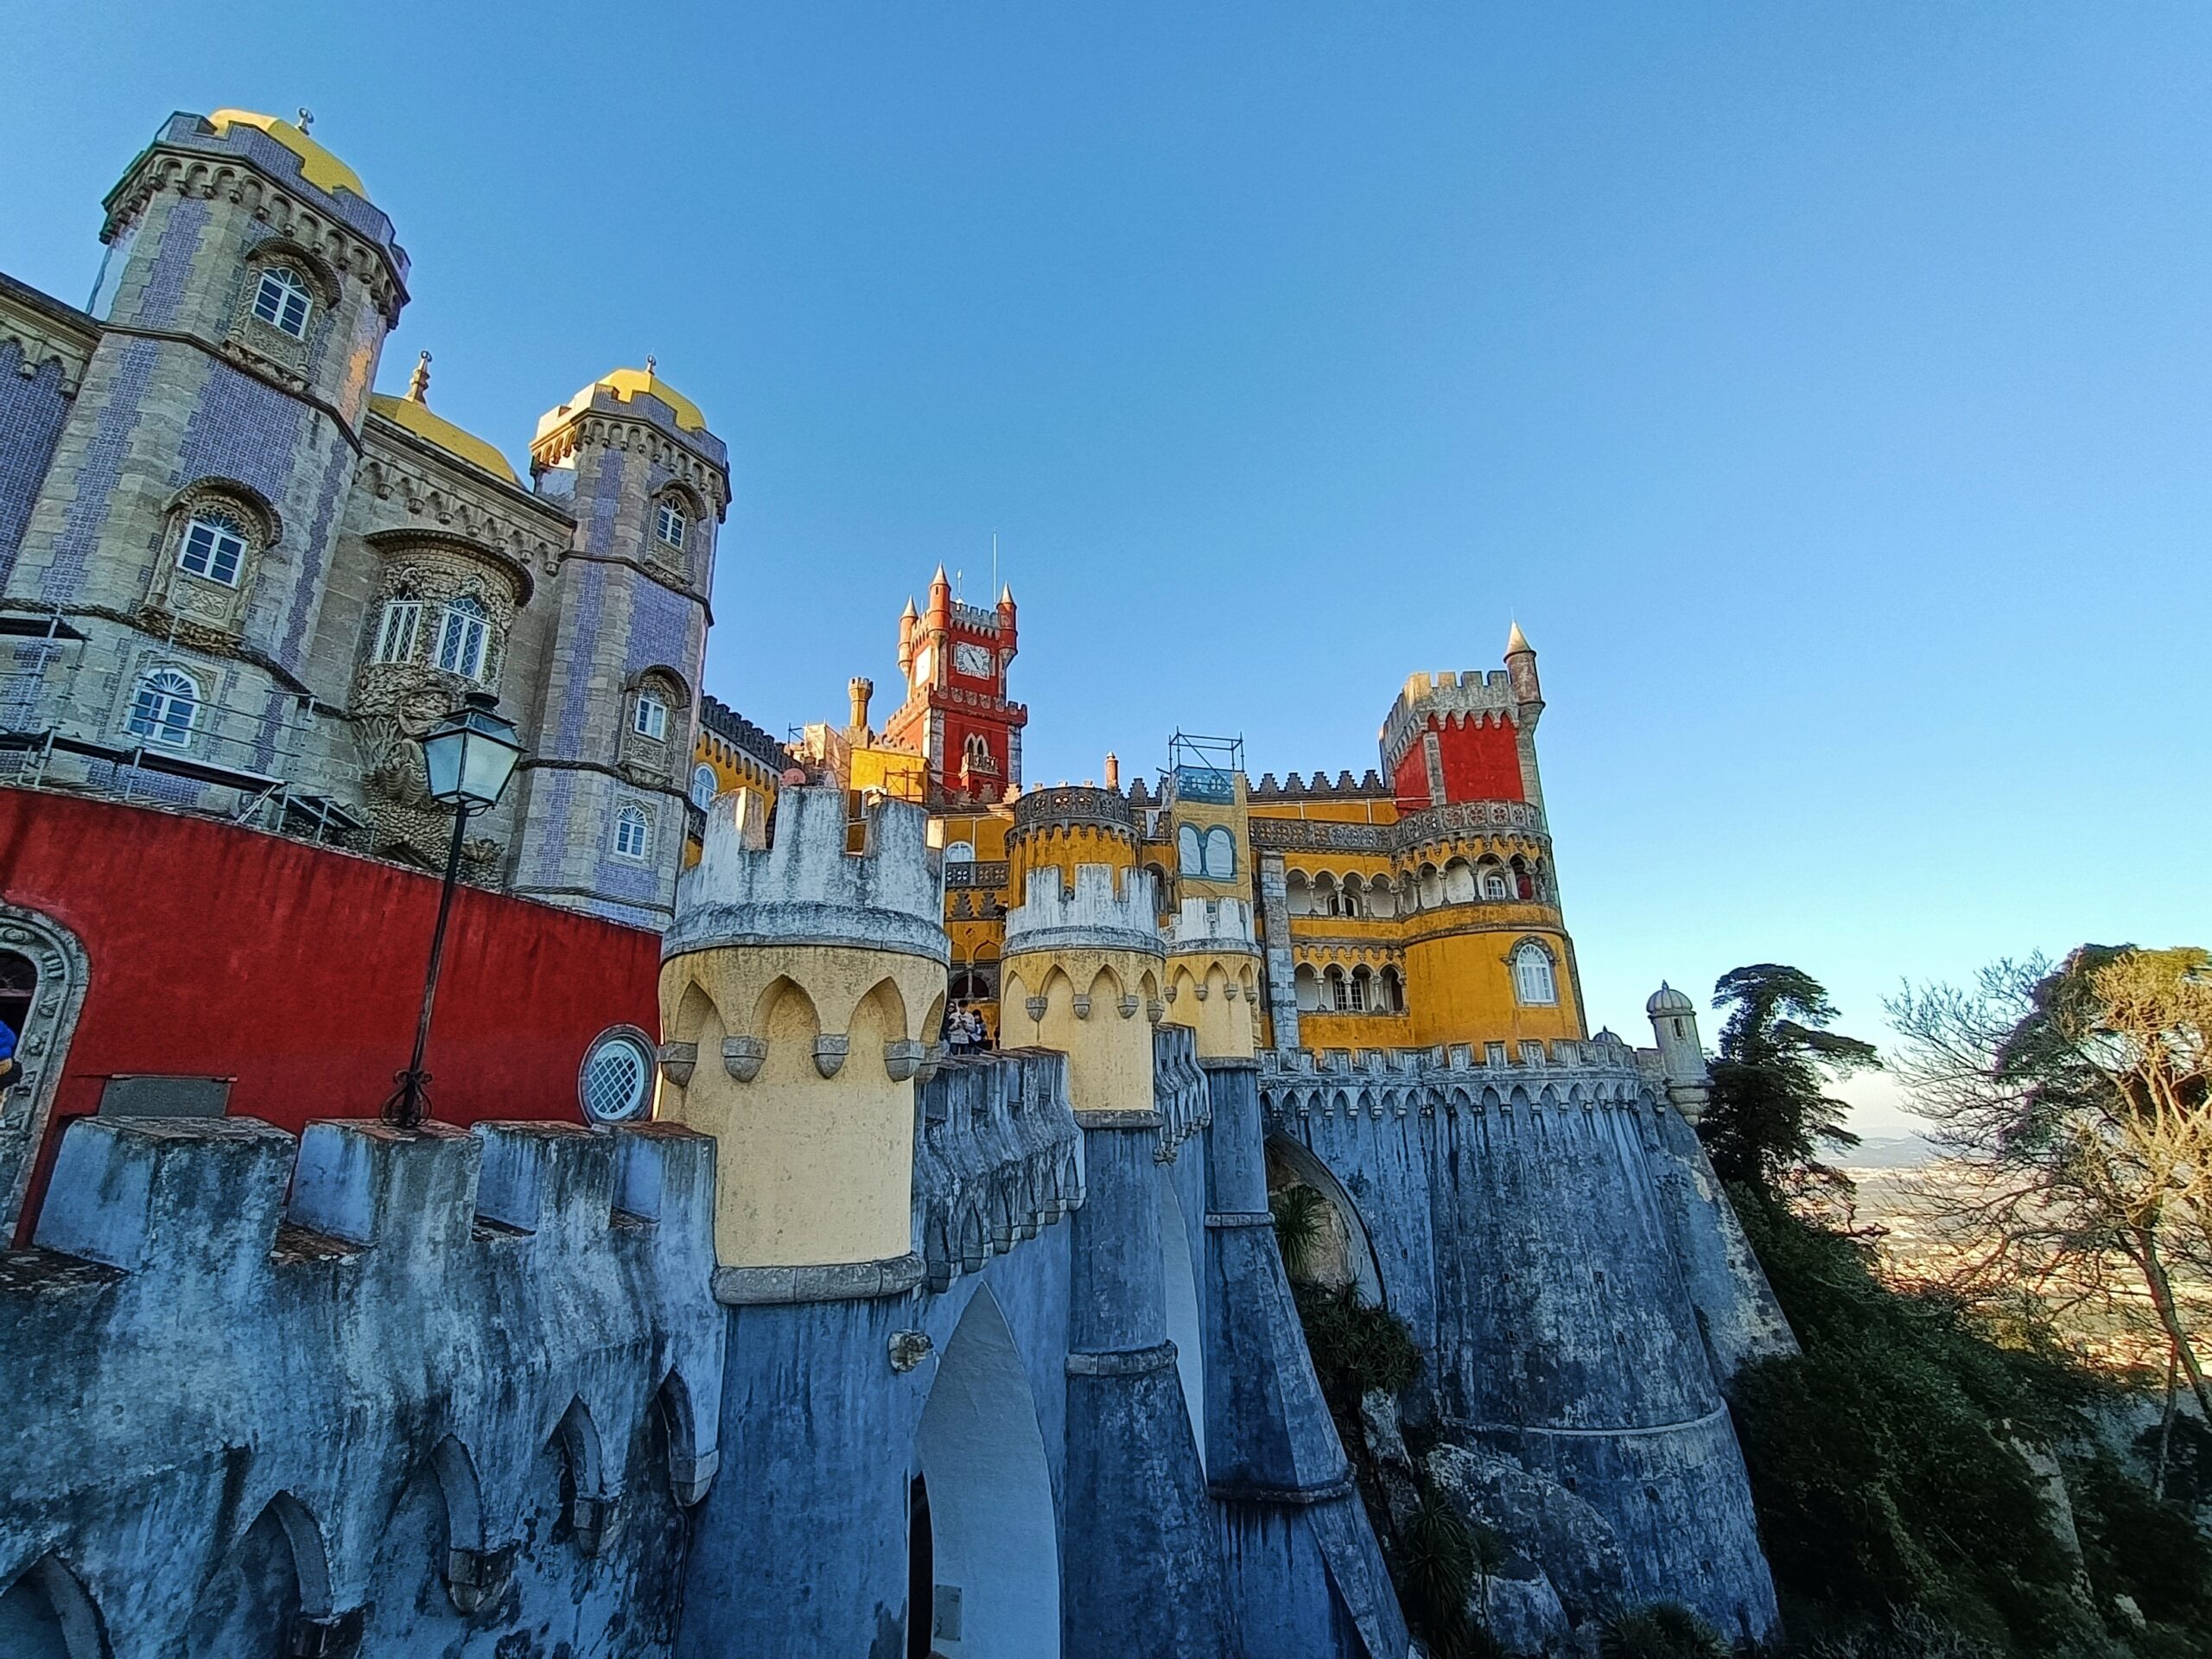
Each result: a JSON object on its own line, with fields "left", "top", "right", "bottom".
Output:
{"left": 812, "top": 1034, "right": 849, "bottom": 1079}
{"left": 882, "top": 1039, "right": 925, "bottom": 1083}
{"left": 721, "top": 1037, "right": 766, "bottom": 1083}
{"left": 887, "top": 1330, "right": 934, "bottom": 1373}
{"left": 1071, "top": 994, "right": 1091, "bottom": 1020}
{"left": 1026, "top": 995, "right": 1047, "bottom": 1021}
{"left": 658, "top": 1042, "right": 697, "bottom": 1087}
{"left": 1118, "top": 995, "right": 1140, "bottom": 1020}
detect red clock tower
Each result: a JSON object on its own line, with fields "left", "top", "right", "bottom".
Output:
{"left": 883, "top": 565, "right": 1027, "bottom": 802}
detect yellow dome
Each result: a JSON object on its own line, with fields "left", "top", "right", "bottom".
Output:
{"left": 572, "top": 365, "right": 707, "bottom": 434}
{"left": 370, "top": 392, "right": 519, "bottom": 485}
{"left": 207, "top": 109, "right": 367, "bottom": 200}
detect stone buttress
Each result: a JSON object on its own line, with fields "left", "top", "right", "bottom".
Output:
{"left": 1000, "top": 855, "right": 1237, "bottom": 1658}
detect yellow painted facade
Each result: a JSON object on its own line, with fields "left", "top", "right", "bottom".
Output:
{"left": 688, "top": 600, "right": 1586, "bottom": 1064}
{"left": 999, "top": 945, "right": 1163, "bottom": 1117}
{"left": 658, "top": 939, "right": 945, "bottom": 1271}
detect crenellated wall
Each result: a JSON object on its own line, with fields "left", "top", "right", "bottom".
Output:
{"left": 0, "top": 1113, "right": 723, "bottom": 1658}
{"left": 1258, "top": 1041, "right": 1791, "bottom": 1642}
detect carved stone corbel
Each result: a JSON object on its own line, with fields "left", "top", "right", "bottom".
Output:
{"left": 813, "top": 1034, "right": 849, "bottom": 1079}
{"left": 1026, "top": 995, "right": 1047, "bottom": 1021}
{"left": 1071, "top": 994, "right": 1091, "bottom": 1020}
{"left": 658, "top": 1042, "right": 697, "bottom": 1086}
{"left": 445, "top": 1543, "right": 518, "bottom": 1614}
{"left": 1118, "top": 995, "right": 1140, "bottom": 1020}
{"left": 721, "top": 1036, "right": 766, "bottom": 1083}
{"left": 882, "top": 1039, "right": 925, "bottom": 1083}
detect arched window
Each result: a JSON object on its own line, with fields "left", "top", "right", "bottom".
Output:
{"left": 1511, "top": 941, "right": 1557, "bottom": 1007}
{"left": 1294, "top": 963, "right": 1321, "bottom": 1012}
{"left": 251, "top": 266, "right": 313, "bottom": 338}
{"left": 178, "top": 512, "right": 248, "bottom": 587}
{"left": 1202, "top": 826, "right": 1235, "bottom": 880}
{"left": 125, "top": 667, "right": 200, "bottom": 748}
{"left": 1323, "top": 965, "right": 1349, "bottom": 1012}
{"left": 1380, "top": 966, "right": 1406, "bottom": 1014}
{"left": 435, "top": 596, "right": 490, "bottom": 681}
{"left": 372, "top": 596, "right": 423, "bottom": 664}
{"left": 613, "top": 804, "right": 652, "bottom": 861}
{"left": 1340, "top": 875, "right": 1364, "bottom": 918}
{"left": 1348, "top": 966, "right": 1371, "bottom": 1013}
{"left": 690, "top": 764, "right": 718, "bottom": 810}
{"left": 633, "top": 690, "right": 670, "bottom": 741}
{"left": 1178, "top": 823, "right": 1205, "bottom": 877}
{"left": 1315, "top": 875, "right": 1339, "bottom": 918}
{"left": 1481, "top": 868, "right": 1510, "bottom": 901}
{"left": 654, "top": 499, "right": 688, "bottom": 550}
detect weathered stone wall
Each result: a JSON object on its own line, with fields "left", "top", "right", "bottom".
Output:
{"left": 0, "top": 1114, "right": 722, "bottom": 1657}
{"left": 1260, "top": 1044, "right": 1787, "bottom": 1643}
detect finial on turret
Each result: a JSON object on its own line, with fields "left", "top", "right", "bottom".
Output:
{"left": 932, "top": 563, "right": 949, "bottom": 587}
{"left": 902, "top": 595, "right": 918, "bottom": 620}
{"left": 1505, "top": 620, "right": 1534, "bottom": 656}
{"left": 999, "top": 583, "right": 1014, "bottom": 606}
{"left": 645, "top": 353, "right": 658, "bottom": 378}
{"left": 296, "top": 107, "right": 315, "bottom": 134}
{"left": 406, "top": 350, "right": 431, "bottom": 404}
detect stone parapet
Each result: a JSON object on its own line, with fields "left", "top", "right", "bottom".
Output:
{"left": 666, "top": 785, "right": 948, "bottom": 966}
{"left": 912, "top": 1047, "right": 1084, "bottom": 1292}
{"left": 3, "top": 1113, "right": 723, "bottom": 1650}
{"left": 1002, "top": 862, "right": 1163, "bottom": 959}
{"left": 1161, "top": 895, "right": 1259, "bottom": 956}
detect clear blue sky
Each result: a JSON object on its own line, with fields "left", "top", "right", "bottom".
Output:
{"left": 7, "top": 4, "right": 2208, "bottom": 1130}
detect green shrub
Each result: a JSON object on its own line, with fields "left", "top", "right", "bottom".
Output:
{"left": 1290, "top": 1281, "right": 1421, "bottom": 1407}
{"left": 2067, "top": 1451, "right": 2212, "bottom": 1634}
{"left": 1727, "top": 1192, "right": 2108, "bottom": 1655}
{"left": 1598, "top": 1603, "right": 1730, "bottom": 1658}
{"left": 1271, "top": 1184, "right": 1329, "bottom": 1283}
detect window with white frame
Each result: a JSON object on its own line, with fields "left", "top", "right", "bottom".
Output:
{"left": 1511, "top": 941, "right": 1557, "bottom": 1007}
{"left": 435, "top": 595, "right": 491, "bottom": 681}
{"left": 613, "top": 804, "right": 652, "bottom": 861}
{"left": 178, "top": 513, "right": 248, "bottom": 587}
{"left": 690, "top": 764, "right": 719, "bottom": 810}
{"left": 1202, "top": 825, "right": 1236, "bottom": 880}
{"left": 1348, "top": 967, "right": 1370, "bottom": 1013}
{"left": 125, "top": 667, "right": 200, "bottom": 748}
{"left": 654, "top": 499, "right": 688, "bottom": 550}
{"left": 633, "top": 691, "right": 670, "bottom": 742}
{"left": 372, "top": 598, "right": 423, "bottom": 664}
{"left": 1482, "top": 869, "right": 1510, "bottom": 900}
{"left": 251, "top": 267, "right": 314, "bottom": 339}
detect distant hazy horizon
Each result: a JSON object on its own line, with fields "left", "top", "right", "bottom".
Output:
{"left": 6, "top": 5, "right": 2205, "bottom": 1136}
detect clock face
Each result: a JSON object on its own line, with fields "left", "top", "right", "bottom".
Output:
{"left": 952, "top": 641, "right": 995, "bottom": 679}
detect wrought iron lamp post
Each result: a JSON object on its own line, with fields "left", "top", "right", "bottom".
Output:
{"left": 384, "top": 692, "right": 524, "bottom": 1128}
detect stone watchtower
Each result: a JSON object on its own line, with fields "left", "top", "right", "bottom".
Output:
{"left": 3, "top": 110, "right": 406, "bottom": 772}
{"left": 514, "top": 366, "right": 731, "bottom": 927}
{"left": 1646, "top": 981, "right": 1711, "bottom": 1122}
{"left": 655, "top": 785, "right": 944, "bottom": 1291}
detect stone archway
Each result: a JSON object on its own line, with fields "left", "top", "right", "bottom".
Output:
{"left": 1265, "top": 1134, "right": 1385, "bottom": 1306}
{"left": 914, "top": 1286, "right": 1059, "bottom": 1659}
{"left": 0, "top": 904, "right": 89, "bottom": 1238}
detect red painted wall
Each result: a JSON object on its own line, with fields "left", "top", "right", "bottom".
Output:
{"left": 1434, "top": 715, "right": 1524, "bottom": 804}
{"left": 1393, "top": 715, "right": 1527, "bottom": 806}
{"left": 1, "top": 790, "right": 661, "bottom": 1241}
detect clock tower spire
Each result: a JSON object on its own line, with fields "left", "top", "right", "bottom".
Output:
{"left": 882, "top": 568, "right": 1026, "bottom": 802}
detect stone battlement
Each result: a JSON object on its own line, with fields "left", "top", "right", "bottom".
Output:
{"left": 2, "top": 1113, "right": 724, "bottom": 1647}
{"left": 1003, "top": 861, "right": 1164, "bottom": 958}
{"left": 1154, "top": 1022, "right": 1213, "bottom": 1159}
{"left": 1377, "top": 669, "right": 1522, "bottom": 776}
{"left": 667, "top": 785, "right": 948, "bottom": 964}
{"left": 1161, "top": 895, "right": 1258, "bottom": 953}
{"left": 1248, "top": 768, "right": 1388, "bottom": 800}
{"left": 914, "top": 1047, "right": 1084, "bottom": 1292}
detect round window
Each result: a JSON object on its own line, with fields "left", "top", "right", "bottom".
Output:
{"left": 579, "top": 1027, "right": 655, "bottom": 1123}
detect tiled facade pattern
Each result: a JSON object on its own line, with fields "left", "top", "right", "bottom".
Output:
{"left": 0, "top": 108, "right": 730, "bottom": 930}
